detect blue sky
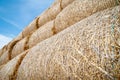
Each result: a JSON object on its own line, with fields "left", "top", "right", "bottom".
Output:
{"left": 0, "top": 0, "right": 54, "bottom": 49}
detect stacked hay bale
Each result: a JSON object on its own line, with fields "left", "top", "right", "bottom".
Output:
{"left": 16, "top": 6, "right": 120, "bottom": 80}
{"left": 55, "top": 0, "right": 119, "bottom": 32}
{"left": 0, "top": 40, "right": 19, "bottom": 65}
{"left": 11, "top": 37, "right": 29, "bottom": 58}
{"left": 0, "top": 51, "right": 9, "bottom": 66}
{"left": 25, "top": 0, "right": 120, "bottom": 48}
{"left": 1, "top": 0, "right": 119, "bottom": 64}
{"left": 28, "top": 20, "right": 55, "bottom": 48}
{"left": 0, "top": 0, "right": 119, "bottom": 80}
{"left": 21, "top": 0, "right": 75, "bottom": 38}
{"left": 0, "top": 0, "right": 76, "bottom": 65}
{"left": 0, "top": 51, "right": 28, "bottom": 80}
{"left": 0, "top": 46, "right": 6, "bottom": 57}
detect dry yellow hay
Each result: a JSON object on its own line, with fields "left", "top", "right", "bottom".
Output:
{"left": 16, "top": 0, "right": 75, "bottom": 40}
{"left": 0, "top": 51, "right": 9, "bottom": 66}
{"left": 0, "top": 47, "right": 5, "bottom": 58}
{"left": 0, "top": 40, "right": 19, "bottom": 66}
{"left": 37, "top": 0, "right": 77, "bottom": 28}
{"left": 54, "top": 0, "right": 75, "bottom": 9}
{"left": 22, "top": 18, "right": 39, "bottom": 38}
{"left": 16, "top": 6, "right": 120, "bottom": 80}
{"left": 0, "top": 49, "right": 2, "bottom": 58}
{"left": 28, "top": 20, "right": 55, "bottom": 48}
{"left": 7, "top": 39, "right": 19, "bottom": 52}
{"left": 55, "top": 0, "right": 120, "bottom": 32}
{"left": 11, "top": 37, "right": 28, "bottom": 59}
{"left": 0, "top": 64, "right": 5, "bottom": 70}
{"left": 0, "top": 45, "right": 7, "bottom": 59}
{"left": 37, "top": 1, "right": 61, "bottom": 28}
{"left": 0, "top": 51, "right": 27, "bottom": 80}
{"left": 61, "top": 0, "right": 75, "bottom": 9}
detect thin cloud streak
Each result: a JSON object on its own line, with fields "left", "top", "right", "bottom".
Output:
{"left": 0, "top": 16, "right": 22, "bottom": 30}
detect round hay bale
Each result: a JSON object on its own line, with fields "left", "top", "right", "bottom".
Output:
{"left": 28, "top": 20, "right": 55, "bottom": 48}
{"left": 0, "top": 40, "right": 20, "bottom": 66}
{"left": 55, "top": 0, "right": 120, "bottom": 32}
{"left": 0, "top": 45, "right": 7, "bottom": 58}
{"left": 19, "top": 0, "right": 76, "bottom": 39}
{"left": 22, "top": 18, "right": 38, "bottom": 38}
{"left": 0, "top": 51, "right": 27, "bottom": 80}
{"left": 61, "top": 0, "right": 75, "bottom": 9}
{"left": 37, "top": 2, "right": 61, "bottom": 28}
{"left": 7, "top": 39, "right": 19, "bottom": 51}
{"left": 16, "top": 6, "right": 120, "bottom": 80}
{"left": 11, "top": 37, "right": 28, "bottom": 59}
{"left": 0, "top": 51, "right": 9, "bottom": 66}
{"left": 0, "top": 49, "right": 2, "bottom": 58}
{"left": 0, "top": 64, "right": 5, "bottom": 70}
{"left": 54, "top": 0, "right": 75, "bottom": 9}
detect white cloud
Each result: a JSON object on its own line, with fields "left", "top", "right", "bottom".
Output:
{"left": 0, "top": 34, "right": 12, "bottom": 49}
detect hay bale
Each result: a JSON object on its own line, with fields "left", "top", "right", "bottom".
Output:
{"left": 0, "top": 50, "right": 27, "bottom": 80}
{"left": 7, "top": 39, "right": 19, "bottom": 51}
{"left": 0, "top": 40, "right": 20, "bottom": 66}
{"left": 0, "top": 64, "right": 5, "bottom": 70}
{"left": 22, "top": 18, "right": 39, "bottom": 38}
{"left": 54, "top": 0, "right": 75, "bottom": 9}
{"left": 0, "top": 45, "right": 7, "bottom": 57}
{"left": 61, "top": 0, "right": 75, "bottom": 9}
{"left": 0, "top": 51, "right": 9, "bottom": 66}
{"left": 16, "top": 6, "right": 120, "bottom": 80}
{"left": 11, "top": 37, "right": 28, "bottom": 59}
{"left": 37, "top": 2, "right": 61, "bottom": 28}
{"left": 28, "top": 20, "right": 55, "bottom": 48}
{"left": 55, "top": 0, "right": 120, "bottom": 32}
{"left": 0, "top": 45, "right": 7, "bottom": 58}
{"left": 19, "top": 0, "right": 76, "bottom": 39}
{"left": 0, "top": 49, "right": 2, "bottom": 58}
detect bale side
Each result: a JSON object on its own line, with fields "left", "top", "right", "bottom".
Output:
{"left": 0, "top": 51, "right": 9, "bottom": 66}
{"left": 15, "top": 0, "right": 76, "bottom": 39}
{"left": 0, "top": 49, "right": 3, "bottom": 57}
{"left": 55, "top": 0, "right": 120, "bottom": 32}
{"left": 61, "top": 0, "right": 75, "bottom": 9}
{"left": 28, "top": 20, "right": 55, "bottom": 48}
{"left": 0, "top": 45, "right": 7, "bottom": 57}
{"left": 38, "top": 2, "right": 61, "bottom": 28}
{"left": 16, "top": 6, "right": 120, "bottom": 80}
{"left": 11, "top": 37, "right": 28, "bottom": 59}
{"left": 22, "top": 18, "right": 39, "bottom": 38}
{"left": 0, "top": 51, "right": 28, "bottom": 80}
{"left": 0, "top": 40, "right": 19, "bottom": 66}
{"left": 0, "top": 64, "right": 5, "bottom": 70}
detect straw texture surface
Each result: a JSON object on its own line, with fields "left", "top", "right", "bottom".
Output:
{"left": 16, "top": 6, "right": 120, "bottom": 80}
{"left": 28, "top": 20, "right": 55, "bottom": 48}
{"left": 11, "top": 37, "right": 28, "bottom": 59}
{"left": 0, "top": 49, "right": 2, "bottom": 58}
{"left": 55, "top": 0, "right": 120, "bottom": 32}
{"left": 38, "top": 2, "right": 61, "bottom": 28}
{"left": 61, "top": 0, "right": 75, "bottom": 9}
{"left": 22, "top": 18, "right": 39, "bottom": 38}
{"left": 0, "top": 0, "right": 120, "bottom": 80}
{"left": 0, "top": 51, "right": 27, "bottom": 80}
{"left": 0, "top": 51, "right": 9, "bottom": 66}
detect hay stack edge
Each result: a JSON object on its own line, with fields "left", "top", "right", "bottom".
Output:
{"left": 0, "top": 0, "right": 120, "bottom": 80}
